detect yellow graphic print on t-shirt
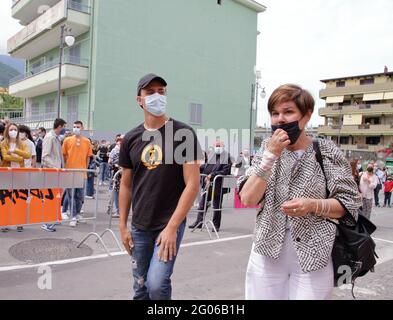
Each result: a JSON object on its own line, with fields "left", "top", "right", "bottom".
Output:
{"left": 141, "top": 144, "right": 163, "bottom": 170}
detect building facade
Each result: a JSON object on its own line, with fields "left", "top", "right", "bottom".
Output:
{"left": 318, "top": 70, "right": 393, "bottom": 159}
{"left": 7, "top": 0, "right": 265, "bottom": 152}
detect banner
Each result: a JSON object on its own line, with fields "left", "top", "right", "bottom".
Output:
{"left": 0, "top": 167, "right": 84, "bottom": 227}
{"left": 0, "top": 188, "right": 62, "bottom": 226}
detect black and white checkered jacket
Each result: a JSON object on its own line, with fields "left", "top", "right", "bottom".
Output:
{"left": 238, "top": 138, "right": 362, "bottom": 272}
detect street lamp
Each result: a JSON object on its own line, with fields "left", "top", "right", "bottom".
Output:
{"left": 56, "top": 25, "right": 75, "bottom": 118}
{"left": 250, "top": 70, "right": 266, "bottom": 152}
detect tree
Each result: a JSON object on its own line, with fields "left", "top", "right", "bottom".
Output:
{"left": 0, "top": 93, "right": 23, "bottom": 110}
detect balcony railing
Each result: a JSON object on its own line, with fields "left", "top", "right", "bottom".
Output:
{"left": 11, "top": 112, "right": 57, "bottom": 125}
{"left": 318, "top": 124, "right": 393, "bottom": 135}
{"left": 9, "top": 56, "right": 89, "bottom": 85}
{"left": 319, "top": 103, "right": 393, "bottom": 116}
{"left": 12, "top": 0, "right": 21, "bottom": 8}
{"left": 0, "top": 109, "right": 24, "bottom": 120}
{"left": 8, "top": 0, "right": 90, "bottom": 54}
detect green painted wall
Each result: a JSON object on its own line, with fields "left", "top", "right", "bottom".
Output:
{"left": 91, "top": 0, "right": 259, "bottom": 143}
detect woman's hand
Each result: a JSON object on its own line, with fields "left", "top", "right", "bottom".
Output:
{"left": 267, "top": 129, "right": 291, "bottom": 156}
{"left": 281, "top": 198, "right": 315, "bottom": 217}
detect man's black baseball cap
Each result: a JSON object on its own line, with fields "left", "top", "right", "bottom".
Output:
{"left": 137, "top": 73, "right": 167, "bottom": 95}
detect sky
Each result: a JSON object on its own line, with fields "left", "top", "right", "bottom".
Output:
{"left": 1, "top": 0, "right": 393, "bottom": 127}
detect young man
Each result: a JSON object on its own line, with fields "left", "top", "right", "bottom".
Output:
{"left": 119, "top": 73, "right": 203, "bottom": 300}
{"left": 62, "top": 121, "right": 93, "bottom": 227}
{"left": 35, "top": 127, "right": 46, "bottom": 168}
{"left": 41, "top": 118, "right": 67, "bottom": 232}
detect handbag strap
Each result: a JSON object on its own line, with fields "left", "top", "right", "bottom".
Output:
{"left": 312, "top": 139, "right": 356, "bottom": 225}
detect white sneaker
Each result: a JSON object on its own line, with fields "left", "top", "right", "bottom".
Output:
{"left": 69, "top": 218, "right": 77, "bottom": 227}
{"left": 85, "top": 196, "right": 94, "bottom": 199}
{"left": 61, "top": 212, "right": 70, "bottom": 220}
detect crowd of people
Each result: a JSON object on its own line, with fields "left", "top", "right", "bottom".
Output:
{"left": 0, "top": 117, "right": 124, "bottom": 233}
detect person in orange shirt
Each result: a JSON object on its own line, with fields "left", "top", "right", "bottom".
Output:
{"left": 62, "top": 120, "right": 93, "bottom": 227}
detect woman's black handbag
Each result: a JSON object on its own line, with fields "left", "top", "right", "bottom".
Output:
{"left": 313, "top": 140, "right": 378, "bottom": 298}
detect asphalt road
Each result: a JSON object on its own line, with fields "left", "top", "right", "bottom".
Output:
{"left": 1, "top": 188, "right": 392, "bottom": 300}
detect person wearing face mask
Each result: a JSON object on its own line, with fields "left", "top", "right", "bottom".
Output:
{"left": 41, "top": 118, "right": 67, "bottom": 232}
{"left": 359, "top": 165, "right": 379, "bottom": 219}
{"left": 234, "top": 149, "right": 251, "bottom": 177}
{"left": 188, "top": 141, "right": 233, "bottom": 232}
{"left": 18, "top": 125, "right": 37, "bottom": 168}
{"left": 118, "top": 73, "right": 203, "bottom": 300}
{"left": 0, "top": 123, "right": 31, "bottom": 168}
{"left": 0, "top": 123, "right": 31, "bottom": 232}
{"left": 238, "top": 84, "right": 362, "bottom": 300}
{"left": 35, "top": 127, "right": 46, "bottom": 168}
{"left": 107, "top": 136, "right": 123, "bottom": 217}
{"left": 62, "top": 120, "right": 93, "bottom": 228}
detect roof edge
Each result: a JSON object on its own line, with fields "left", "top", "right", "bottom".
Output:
{"left": 321, "top": 71, "right": 393, "bottom": 83}
{"left": 233, "top": 0, "right": 266, "bottom": 13}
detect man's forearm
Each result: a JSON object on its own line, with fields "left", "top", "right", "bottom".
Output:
{"left": 119, "top": 186, "right": 132, "bottom": 228}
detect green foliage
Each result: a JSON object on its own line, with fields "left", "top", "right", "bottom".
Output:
{"left": 0, "top": 93, "right": 24, "bottom": 110}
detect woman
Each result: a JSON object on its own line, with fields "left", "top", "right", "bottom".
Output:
{"left": 359, "top": 164, "right": 378, "bottom": 219}
{"left": 238, "top": 84, "right": 361, "bottom": 300}
{"left": 0, "top": 123, "right": 31, "bottom": 168}
{"left": 0, "top": 123, "right": 31, "bottom": 232}
{"left": 18, "top": 124, "right": 37, "bottom": 168}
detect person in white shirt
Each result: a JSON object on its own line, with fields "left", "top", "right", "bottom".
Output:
{"left": 18, "top": 125, "right": 37, "bottom": 168}
{"left": 359, "top": 165, "right": 379, "bottom": 219}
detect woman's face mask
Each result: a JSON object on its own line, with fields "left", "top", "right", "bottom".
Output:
{"left": 271, "top": 120, "right": 302, "bottom": 145}
{"left": 9, "top": 129, "right": 18, "bottom": 139}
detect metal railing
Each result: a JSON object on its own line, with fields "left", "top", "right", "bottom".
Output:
{"left": 9, "top": 56, "right": 89, "bottom": 85}
{"left": 0, "top": 109, "right": 24, "bottom": 120}
{"left": 11, "top": 112, "right": 57, "bottom": 125}
{"left": 11, "top": 0, "right": 20, "bottom": 8}
{"left": 68, "top": 0, "right": 91, "bottom": 14}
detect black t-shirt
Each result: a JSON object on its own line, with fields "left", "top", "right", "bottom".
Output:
{"left": 98, "top": 146, "right": 109, "bottom": 162}
{"left": 119, "top": 118, "right": 203, "bottom": 231}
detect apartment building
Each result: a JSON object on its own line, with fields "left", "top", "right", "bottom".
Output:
{"left": 7, "top": 0, "right": 265, "bottom": 150}
{"left": 318, "top": 68, "right": 393, "bottom": 159}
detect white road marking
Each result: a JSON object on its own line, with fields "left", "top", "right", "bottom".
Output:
{"left": 0, "top": 234, "right": 391, "bottom": 273}
{"left": 0, "top": 234, "right": 253, "bottom": 272}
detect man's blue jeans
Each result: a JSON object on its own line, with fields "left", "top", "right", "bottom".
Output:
{"left": 131, "top": 220, "right": 186, "bottom": 300}
{"left": 65, "top": 188, "right": 84, "bottom": 217}
{"left": 86, "top": 174, "right": 95, "bottom": 197}
{"left": 100, "top": 162, "right": 109, "bottom": 183}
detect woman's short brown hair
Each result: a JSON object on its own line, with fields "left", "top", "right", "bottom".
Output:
{"left": 268, "top": 84, "right": 315, "bottom": 116}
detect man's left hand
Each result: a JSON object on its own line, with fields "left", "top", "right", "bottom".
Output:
{"left": 156, "top": 226, "right": 177, "bottom": 262}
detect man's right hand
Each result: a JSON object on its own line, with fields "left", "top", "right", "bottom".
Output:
{"left": 120, "top": 225, "right": 134, "bottom": 255}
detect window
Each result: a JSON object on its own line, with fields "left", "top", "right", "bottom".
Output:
{"left": 69, "top": 43, "right": 81, "bottom": 64}
{"left": 336, "top": 81, "right": 345, "bottom": 87}
{"left": 67, "top": 95, "right": 79, "bottom": 125}
{"left": 360, "top": 78, "right": 374, "bottom": 85}
{"left": 189, "top": 103, "right": 202, "bottom": 125}
{"left": 31, "top": 102, "right": 39, "bottom": 116}
{"left": 217, "top": 0, "right": 222, "bottom": 5}
{"left": 45, "top": 100, "right": 55, "bottom": 115}
{"left": 364, "top": 117, "right": 380, "bottom": 125}
{"left": 339, "top": 137, "right": 349, "bottom": 145}
{"left": 366, "top": 137, "right": 380, "bottom": 145}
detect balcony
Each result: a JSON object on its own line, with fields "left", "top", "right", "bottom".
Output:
{"left": 339, "top": 144, "right": 382, "bottom": 152}
{"left": 12, "top": 0, "right": 61, "bottom": 26}
{"left": 0, "top": 109, "right": 24, "bottom": 120}
{"left": 11, "top": 112, "right": 58, "bottom": 129}
{"left": 8, "top": 0, "right": 90, "bottom": 60}
{"left": 9, "top": 56, "right": 89, "bottom": 98}
{"left": 318, "top": 124, "right": 393, "bottom": 136}
{"left": 320, "top": 82, "right": 393, "bottom": 99}
{"left": 319, "top": 103, "right": 393, "bottom": 117}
